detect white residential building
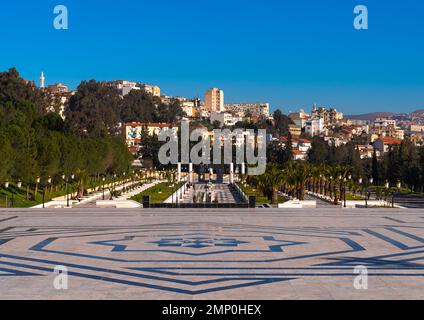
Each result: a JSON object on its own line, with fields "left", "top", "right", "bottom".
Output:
{"left": 224, "top": 102, "right": 270, "bottom": 117}
{"left": 288, "top": 110, "right": 310, "bottom": 128}
{"left": 374, "top": 118, "right": 396, "bottom": 128}
{"left": 210, "top": 112, "right": 242, "bottom": 127}
{"left": 108, "top": 80, "right": 140, "bottom": 96}
{"left": 305, "top": 118, "right": 324, "bottom": 137}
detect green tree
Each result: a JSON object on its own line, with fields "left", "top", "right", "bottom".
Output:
{"left": 0, "top": 131, "right": 13, "bottom": 180}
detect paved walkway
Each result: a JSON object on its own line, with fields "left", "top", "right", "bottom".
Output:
{"left": 180, "top": 183, "right": 240, "bottom": 204}
{"left": 1, "top": 208, "right": 424, "bottom": 299}
{"left": 304, "top": 193, "right": 336, "bottom": 208}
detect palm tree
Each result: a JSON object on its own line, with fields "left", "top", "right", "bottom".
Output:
{"left": 294, "top": 163, "right": 310, "bottom": 200}
{"left": 327, "top": 166, "right": 339, "bottom": 204}
{"left": 75, "top": 168, "right": 88, "bottom": 198}
{"left": 284, "top": 162, "right": 310, "bottom": 201}
{"left": 255, "top": 165, "right": 285, "bottom": 204}
{"left": 309, "top": 165, "right": 322, "bottom": 194}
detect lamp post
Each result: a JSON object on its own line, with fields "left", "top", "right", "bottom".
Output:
{"left": 123, "top": 172, "right": 126, "bottom": 193}
{"left": 383, "top": 180, "right": 389, "bottom": 206}
{"left": 392, "top": 181, "right": 401, "bottom": 208}
{"left": 4, "top": 181, "right": 11, "bottom": 208}
{"left": 343, "top": 178, "right": 347, "bottom": 208}
{"left": 42, "top": 177, "right": 52, "bottom": 209}
{"left": 62, "top": 174, "right": 74, "bottom": 208}
{"left": 62, "top": 174, "right": 68, "bottom": 207}
{"left": 102, "top": 176, "right": 106, "bottom": 200}
{"left": 365, "top": 177, "right": 373, "bottom": 208}
{"left": 35, "top": 176, "right": 41, "bottom": 201}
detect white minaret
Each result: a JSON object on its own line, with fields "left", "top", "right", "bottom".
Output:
{"left": 40, "top": 71, "right": 45, "bottom": 89}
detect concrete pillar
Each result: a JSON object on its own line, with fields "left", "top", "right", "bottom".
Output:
{"left": 177, "top": 162, "right": 181, "bottom": 182}
{"left": 189, "top": 163, "right": 193, "bottom": 185}
{"left": 230, "top": 163, "right": 234, "bottom": 184}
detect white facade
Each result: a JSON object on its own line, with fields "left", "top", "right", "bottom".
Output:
{"left": 374, "top": 118, "right": 396, "bottom": 128}
{"left": 108, "top": 80, "right": 140, "bottom": 96}
{"left": 289, "top": 110, "right": 309, "bottom": 129}
{"left": 210, "top": 112, "right": 242, "bottom": 127}
{"left": 305, "top": 118, "right": 324, "bottom": 137}
{"left": 224, "top": 102, "right": 270, "bottom": 117}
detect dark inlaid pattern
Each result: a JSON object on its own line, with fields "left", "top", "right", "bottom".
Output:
{"left": 1, "top": 209, "right": 424, "bottom": 298}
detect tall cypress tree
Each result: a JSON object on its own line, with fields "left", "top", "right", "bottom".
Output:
{"left": 372, "top": 149, "right": 380, "bottom": 185}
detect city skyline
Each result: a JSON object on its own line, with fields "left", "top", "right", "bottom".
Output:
{"left": 1, "top": 0, "right": 423, "bottom": 114}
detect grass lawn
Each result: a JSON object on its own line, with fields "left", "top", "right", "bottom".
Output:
{"left": 0, "top": 184, "right": 79, "bottom": 208}
{"left": 345, "top": 192, "right": 365, "bottom": 201}
{"left": 0, "top": 186, "right": 38, "bottom": 208}
{"left": 131, "top": 182, "right": 184, "bottom": 204}
{"left": 238, "top": 183, "right": 286, "bottom": 205}
{"left": 0, "top": 178, "right": 131, "bottom": 208}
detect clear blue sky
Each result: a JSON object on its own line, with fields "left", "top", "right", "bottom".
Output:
{"left": 0, "top": 0, "right": 423, "bottom": 114}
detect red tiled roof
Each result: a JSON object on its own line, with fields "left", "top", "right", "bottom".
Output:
{"left": 297, "top": 138, "right": 311, "bottom": 143}
{"left": 379, "top": 137, "right": 402, "bottom": 145}
{"left": 292, "top": 150, "right": 304, "bottom": 155}
{"left": 280, "top": 137, "right": 311, "bottom": 144}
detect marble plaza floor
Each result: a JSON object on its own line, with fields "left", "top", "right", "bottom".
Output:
{"left": 1, "top": 208, "right": 424, "bottom": 300}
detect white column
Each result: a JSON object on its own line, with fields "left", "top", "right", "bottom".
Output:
{"left": 177, "top": 162, "right": 181, "bottom": 182}
{"left": 189, "top": 163, "right": 193, "bottom": 184}
{"left": 241, "top": 162, "right": 246, "bottom": 175}
{"left": 230, "top": 163, "right": 234, "bottom": 184}
{"left": 209, "top": 168, "right": 213, "bottom": 181}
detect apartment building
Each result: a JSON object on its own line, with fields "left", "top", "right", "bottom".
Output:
{"left": 205, "top": 88, "right": 225, "bottom": 112}
{"left": 224, "top": 102, "right": 270, "bottom": 117}
{"left": 210, "top": 112, "right": 242, "bottom": 127}
{"left": 140, "top": 84, "right": 161, "bottom": 97}
{"left": 288, "top": 110, "right": 309, "bottom": 128}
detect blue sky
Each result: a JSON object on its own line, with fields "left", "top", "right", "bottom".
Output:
{"left": 0, "top": 0, "right": 423, "bottom": 114}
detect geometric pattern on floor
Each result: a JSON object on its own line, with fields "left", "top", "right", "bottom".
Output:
{"left": 2, "top": 211, "right": 424, "bottom": 296}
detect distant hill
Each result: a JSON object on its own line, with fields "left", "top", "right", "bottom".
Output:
{"left": 346, "top": 112, "right": 395, "bottom": 121}
{"left": 412, "top": 109, "right": 424, "bottom": 115}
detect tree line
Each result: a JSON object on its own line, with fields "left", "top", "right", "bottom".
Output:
{"left": 254, "top": 137, "right": 424, "bottom": 205}
{"left": 66, "top": 80, "right": 184, "bottom": 138}
{"left": 0, "top": 68, "right": 133, "bottom": 199}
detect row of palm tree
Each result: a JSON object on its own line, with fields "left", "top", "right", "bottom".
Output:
{"left": 244, "top": 163, "right": 353, "bottom": 205}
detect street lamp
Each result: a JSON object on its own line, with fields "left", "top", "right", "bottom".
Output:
{"left": 123, "top": 172, "right": 126, "bottom": 193}
{"left": 343, "top": 177, "right": 347, "bottom": 208}
{"left": 4, "top": 181, "right": 11, "bottom": 208}
{"left": 42, "top": 177, "right": 52, "bottom": 209}
{"left": 35, "top": 176, "right": 41, "bottom": 201}
{"left": 102, "top": 176, "right": 106, "bottom": 200}
{"left": 391, "top": 181, "right": 401, "bottom": 208}
{"left": 62, "top": 174, "right": 71, "bottom": 208}
{"left": 365, "top": 178, "right": 373, "bottom": 208}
